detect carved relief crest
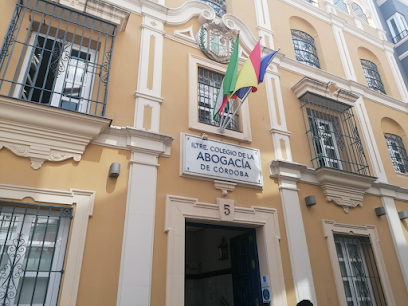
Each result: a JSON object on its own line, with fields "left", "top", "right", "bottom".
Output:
{"left": 197, "top": 19, "right": 235, "bottom": 63}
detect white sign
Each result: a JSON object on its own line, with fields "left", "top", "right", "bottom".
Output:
{"left": 182, "top": 134, "right": 263, "bottom": 187}
{"left": 261, "top": 275, "right": 270, "bottom": 287}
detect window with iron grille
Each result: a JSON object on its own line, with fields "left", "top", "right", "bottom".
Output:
{"left": 197, "top": 0, "right": 226, "bottom": 17}
{"left": 334, "top": 234, "right": 387, "bottom": 306}
{"left": 198, "top": 67, "right": 240, "bottom": 132}
{"left": 300, "top": 93, "right": 371, "bottom": 175}
{"left": 0, "top": 201, "right": 72, "bottom": 306}
{"left": 291, "top": 30, "right": 320, "bottom": 69}
{"left": 360, "top": 60, "right": 386, "bottom": 94}
{"left": 333, "top": 0, "right": 349, "bottom": 14}
{"left": 351, "top": 3, "right": 368, "bottom": 24}
{"left": 387, "top": 13, "right": 408, "bottom": 43}
{"left": 384, "top": 133, "right": 408, "bottom": 174}
{"left": 0, "top": 0, "right": 117, "bottom": 117}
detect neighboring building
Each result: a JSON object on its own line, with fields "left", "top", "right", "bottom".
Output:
{"left": 0, "top": 1, "right": 408, "bottom": 306}
{"left": 374, "top": 0, "right": 408, "bottom": 88}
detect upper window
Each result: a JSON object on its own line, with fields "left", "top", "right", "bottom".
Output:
{"left": 360, "top": 59, "right": 386, "bottom": 94}
{"left": 333, "top": 0, "right": 349, "bottom": 14}
{"left": 334, "top": 234, "right": 387, "bottom": 305}
{"left": 291, "top": 30, "right": 320, "bottom": 69}
{"left": 198, "top": 67, "right": 240, "bottom": 132}
{"left": 0, "top": 201, "right": 72, "bottom": 306}
{"left": 300, "top": 93, "right": 371, "bottom": 175}
{"left": 384, "top": 133, "right": 408, "bottom": 174}
{"left": 387, "top": 13, "right": 408, "bottom": 43}
{"left": 197, "top": 0, "right": 226, "bottom": 17}
{"left": 0, "top": 0, "right": 116, "bottom": 117}
{"left": 351, "top": 3, "right": 368, "bottom": 24}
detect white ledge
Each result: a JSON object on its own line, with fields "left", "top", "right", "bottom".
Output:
{"left": 0, "top": 96, "right": 111, "bottom": 169}
{"left": 92, "top": 126, "right": 174, "bottom": 157}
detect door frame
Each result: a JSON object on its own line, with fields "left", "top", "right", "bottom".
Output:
{"left": 165, "top": 195, "right": 288, "bottom": 306}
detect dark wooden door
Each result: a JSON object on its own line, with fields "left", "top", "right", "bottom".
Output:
{"left": 230, "top": 231, "right": 262, "bottom": 306}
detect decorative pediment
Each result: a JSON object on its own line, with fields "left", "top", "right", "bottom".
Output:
{"left": 292, "top": 77, "right": 359, "bottom": 106}
{"left": 0, "top": 97, "right": 111, "bottom": 169}
{"left": 315, "top": 167, "right": 376, "bottom": 213}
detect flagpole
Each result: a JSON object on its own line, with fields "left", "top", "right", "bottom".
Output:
{"left": 218, "top": 89, "right": 251, "bottom": 133}
{"left": 219, "top": 48, "right": 280, "bottom": 133}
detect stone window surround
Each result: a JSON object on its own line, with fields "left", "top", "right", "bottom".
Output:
{"left": 188, "top": 53, "right": 253, "bottom": 142}
{"left": 0, "top": 183, "right": 96, "bottom": 306}
{"left": 322, "top": 219, "right": 396, "bottom": 306}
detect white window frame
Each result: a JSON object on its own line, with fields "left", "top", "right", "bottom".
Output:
{"left": 387, "top": 13, "right": 408, "bottom": 41}
{"left": 309, "top": 116, "right": 343, "bottom": 170}
{"left": 0, "top": 207, "right": 70, "bottom": 306}
{"left": 335, "top": 235, "right": 377, "bottom": 305}
{"left": 188, "top": 53, "right": 252, "bottom": 142}
{"left": 14, "top": 32, "right": 97, "bottom": 114}
{"left": 322, "top": 220, "right": 396, "bottom": 306}
{"left": 0, "top": 184, "right": 95, "bottom": 306}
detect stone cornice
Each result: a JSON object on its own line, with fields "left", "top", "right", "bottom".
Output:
{"left": 270, "top": 159, "right": 408, "bottom": 203}
{"left": 292, "top": 77, "right": 359, "bottom": 106}
{"left": 0, "top": 96, "right": 111, "bottom": 169}
{"left": 92, "top": 126, "right": 174, "bottom": 157}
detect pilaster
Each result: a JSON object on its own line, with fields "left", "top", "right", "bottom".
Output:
{"left": 116, "top": 128, "right": 173, "bottom": 306}
{"left": 381, "top": 194, "right": 408, "bottom": 292}
{"left": 270, "top": 161, "right": 318, "bottom": 304}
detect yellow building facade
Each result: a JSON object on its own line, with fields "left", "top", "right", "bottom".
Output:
{"left": 0, "top": 0, "right": 408, "bottom": 306}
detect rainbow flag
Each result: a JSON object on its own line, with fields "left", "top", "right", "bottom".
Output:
{"left": 213, "top": 34, "right": 240, "bottom": 121}
{"left": 228, "top": 40, "right": 261, "bottom": 100}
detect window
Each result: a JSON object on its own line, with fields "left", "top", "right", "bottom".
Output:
{"left": 384, "top": 133, "right": 408, "bottom": 174}
{"left": 197, "top": 0, "right": 226, "bottom": 17}
{"left": 360, "top": 60, "right": 386, "bottom": 94}
{"left": 334, "top": 234, "right": 387, "bottom": 306}
{"left": 300, "top": 92, "right": 371, "bottom": 175}
{"left": 351, "top": 3, "right": 368, "bottom": 24}
{"left": 0, "top": 0, "right": 116, "bottom": 117}
{"left": 291, "top": 30, "right": 320, "bottom": 69}
{"left": 0, "top": 201, "right": 72, "bottom": 306}
{"left": 198, "top": 67, "right": 240, "bottom": 132}
{"left": 333, "top": 0, "right": 349, "bottom": 14}
{"left": 387, "top": 13, "right": 408, "bottom": 43}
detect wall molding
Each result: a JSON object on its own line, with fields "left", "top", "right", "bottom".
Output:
{"left": 0, "top": 183, "right": 96, "bottom": 306}
{"left": 270, "top": 159, "right": 408, "bottom": 202}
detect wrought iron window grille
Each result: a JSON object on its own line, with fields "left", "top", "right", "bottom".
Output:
{"left": 0, "top": 0, "right": 117, "bottom": 117}
{"left": 300, "top": 93, "right": 371, "bottom": 175}
{"left": 333, "top": 0, "right": 349, "bottom": 14}
{"left": 393, "top": 29, "right": 408, "bottom": 43}
{"left": 198, "top": 67, "right": 240, "bottom": 132}
{"left": 360, "top": 59, "right": 386, "bottom": 94}
{"left": 351, "top": 2, "right": 368, "bottom": 24}
{"left": 334, "top": 234, "right": 387, "bottom": 306}
{"left": 291, "top": 30, "right": 320, "bottom": 69}
{"left": 384, "top": 133, "right": 408, "bottom": 174}
{"left": 197, "top": 0, "right": 227, "bottom": 17}
{"left": 0, "top": 200, "right": 72, "bottom": 306}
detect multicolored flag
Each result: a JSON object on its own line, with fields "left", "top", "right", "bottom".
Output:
{"left": 229, "top": 40, "right": 261, "bottom": 100}
{"left": 232, "top": 49, "right": 278, "bottom": 99}
{"left": 213, "top": 34, "right": 240, "bottom": 122}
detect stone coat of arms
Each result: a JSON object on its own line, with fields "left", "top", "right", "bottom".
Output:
{"left": 197, "top": 18, "right": 235, "bottom": 64}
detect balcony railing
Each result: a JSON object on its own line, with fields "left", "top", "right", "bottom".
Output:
{"left": 393, "top": 29, "right": 408, "bottom": 43}
{"left": 0, "top": 0, "right": 116, "bottom": 117}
